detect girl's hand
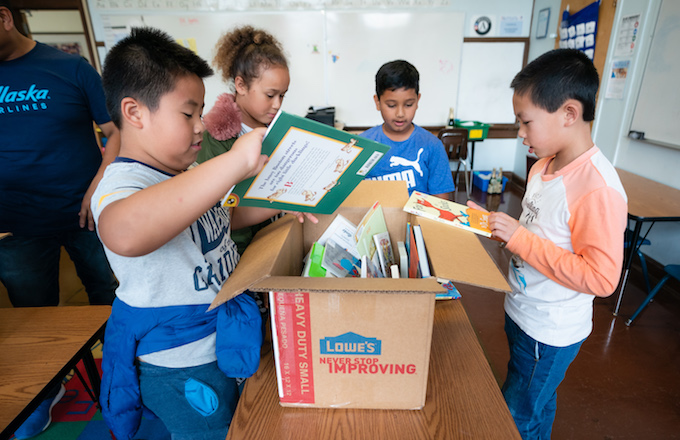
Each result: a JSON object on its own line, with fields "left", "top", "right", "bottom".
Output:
{"left": 283, "top": 211, "right": 319, "bottom": 224}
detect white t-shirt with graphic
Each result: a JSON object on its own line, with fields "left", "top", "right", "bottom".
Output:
{"left": 92, "top": 159, "right": 240, "bottom": 367}
{"left": 360, "top": 124, "right": 455, "bottom": 195}
{"left": 505, "top": 147, "right": 627, "bottom": 347}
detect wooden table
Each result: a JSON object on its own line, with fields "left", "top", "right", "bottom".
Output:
{"left": 0, "top": 306, "right": 111, "bottom": 439}
{"left": 227, "top": 298, "right": 520, "bottom": 440}
{"left": 614, "top": 169, "right": 680, "bottom": 315}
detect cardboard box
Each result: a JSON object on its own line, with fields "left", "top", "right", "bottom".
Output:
{"left": 213, "top": 181, "right": 510, "bottom": 410}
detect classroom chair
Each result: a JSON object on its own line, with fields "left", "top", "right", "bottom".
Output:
{"left": 438, "top": 128, "right": 470, "bottom": 198}
{"left": 626, "top": 264, "right": 680, "bottom": 326}
{"left": 624, "top": 228, "right": 652, "bottom": 295}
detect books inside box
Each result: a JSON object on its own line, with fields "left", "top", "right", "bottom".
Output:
{"left": 301, "top": 200, "right": 461, "bottom": 299}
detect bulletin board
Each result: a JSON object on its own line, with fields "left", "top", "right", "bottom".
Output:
{"left": 629, "top": 0, "right": 680, "bottom": 149}
{"left": 87, "top": 6, "right": 464, "bottom": 126}
{"left": 558, "top": 0, "right": 600, "bottom": 60}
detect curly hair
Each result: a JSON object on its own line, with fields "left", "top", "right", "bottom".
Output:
{"left": 213, "top": 25, "right": 288, "bottom": 88}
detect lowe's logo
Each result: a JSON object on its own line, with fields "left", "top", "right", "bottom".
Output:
{"left": 0, "top": 85, "right": 50, "bottom": 103}
{"left": 320, "top": 332, "right": 381, "bottom": 355}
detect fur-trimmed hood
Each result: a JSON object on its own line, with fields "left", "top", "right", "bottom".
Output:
{"left": 203, "top": 93, "right": 242, "bottom": 141}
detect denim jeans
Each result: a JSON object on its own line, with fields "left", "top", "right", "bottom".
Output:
{"left": 0, "top": 229, "right": 117, "bottom": 307}
{"left": 502, "top": 313, "right": 584, "bottom": 440}
{"left": 137, "top": 361, "right": 239, "bottom": 440}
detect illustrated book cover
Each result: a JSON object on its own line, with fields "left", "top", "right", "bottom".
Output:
{"left": 222, "top": 111, "right": 389, "bottom": 214}
{"left": 373, "top": 230, "right": 395, "bottom": 278}
{"left": 403, "top": 191, "right": 492, "bottom": 238}
{"left": 354, "top": 201, "right": 388, "bottom": 259}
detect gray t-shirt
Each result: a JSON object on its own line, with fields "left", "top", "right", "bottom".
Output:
{"left": 92, "top": 160, "right": 240, "bottom": 367}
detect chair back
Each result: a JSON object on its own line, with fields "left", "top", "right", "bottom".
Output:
{"left": 438, "top": 128, "right": 468, "bottom": 161}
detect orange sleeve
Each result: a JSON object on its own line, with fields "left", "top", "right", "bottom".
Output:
{"left": 506, "top": 186, "right": 627, "bottom": 297}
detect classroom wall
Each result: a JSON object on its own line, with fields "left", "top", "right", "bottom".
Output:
{"left": 511, "top": 0, "right": 562, "bottom": 180}
{"left": 85, "top": 0, "right": 533, "bottom": 174}
{"left": 593, "top": 0, "right": 680, "bottom": 265}
{"left": 24, "top": 9, "right": 93, "bottom": 64}
{"left": 439, "top": 0, "right": 533, "bottom": 174}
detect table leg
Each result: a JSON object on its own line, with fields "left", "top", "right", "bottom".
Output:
{"left": 469, "top": 141, "right": 476, "bottom": 172}
{"left": 81, "top": 350, "right": 102, "bottom": 407}
{"left": 614, "top": 219, "right": 642, "bottom": 316}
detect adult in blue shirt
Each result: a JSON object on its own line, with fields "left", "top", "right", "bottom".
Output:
{"left": 0, "top": 2, "right": 118, "bottom": 437}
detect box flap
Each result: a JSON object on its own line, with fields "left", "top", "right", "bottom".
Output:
{"left": 210, "top": 215, "right": 303, "bottom": 309}
{"left": 340, "top": 180, "right": 410, "bottom": 209}
{"left": 416, "top": 216, "right": 510, "bottom": 292}
{"left": 252, "top": 276, "right": 444, "bottom": 294}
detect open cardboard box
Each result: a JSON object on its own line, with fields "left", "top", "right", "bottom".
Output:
{"left": 212, "top": 181, "right": 509, "bottom": 409}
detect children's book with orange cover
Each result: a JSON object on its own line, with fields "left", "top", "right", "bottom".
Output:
{"left": 403, "top": 191, "right": 492, "bottom": 238}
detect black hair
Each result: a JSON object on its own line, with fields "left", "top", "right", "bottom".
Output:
{"left": 375, "top": 60, "right": 419, "bottom": 98}
{"left": 511, "top": 49, "right": 599, "bottom": 121}
{"left": 102, "top": 27, "right": 214, "bottom": 128}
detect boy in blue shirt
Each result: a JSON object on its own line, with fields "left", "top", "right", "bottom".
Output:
{"left": 361, "top": 60, "right": 455, "bottom": 199}
{"left": 91, "top": 27, "right": 313, "bottom": 440}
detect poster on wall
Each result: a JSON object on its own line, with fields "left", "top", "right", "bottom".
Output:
{"left": 558, "top": 0, "right": 600, "bottom": 60}
{"left": 604, "top": 59, "right": 630, "bottom": 99}
{"left": 614, "top": 14, "right": 641, "bottom": 57}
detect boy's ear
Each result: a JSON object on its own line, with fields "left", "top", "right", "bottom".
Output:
{"left": 373, "top": 94, "right": 380, "bottom": 110}
{"left": 562, "top": 99, "right": 583, "bottom": 127}
{"left": 120, "top": 97, "right": 145, "bottom": 129}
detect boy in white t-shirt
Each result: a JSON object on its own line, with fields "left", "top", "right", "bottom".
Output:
{"left": 469, "top": 49, "right": 628, "bottom": 439}
{"left": 92, "top": 27, "right": 312, "bottom": 440}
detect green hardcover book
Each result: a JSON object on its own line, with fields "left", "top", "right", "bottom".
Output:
{"left": 222, "top": 111, "right": 389, "bottom": 214}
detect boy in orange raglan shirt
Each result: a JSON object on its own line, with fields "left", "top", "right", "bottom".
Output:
{"left": 469, "top": 49, "right": 628, "bottom": 439}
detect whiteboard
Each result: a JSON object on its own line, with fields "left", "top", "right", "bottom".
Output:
{"left": 629, "top": 0, "right": 680, "bottom": 149}
{"left": 456, "top": 41, "right": 524, "bottom": 124}
{"left": 325, "top": 11, "right": 464, "bottom": 126}
{"left": 90, "top": 9, "right": 464, "bottom": 126}
{"left": 100, "top": 13, "right": 326, "bottom": 120}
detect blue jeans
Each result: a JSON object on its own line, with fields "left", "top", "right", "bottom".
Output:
{"left": 138, "top": 361, "right": 239, "bottom": 440}
{"left": 502, "top": 314, "right": 584, "bottom": 440}
{"left": 0, "top": 230, "right": 117, "bottom": 307}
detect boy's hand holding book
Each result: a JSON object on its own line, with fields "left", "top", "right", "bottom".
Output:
{"left": 465, "top": 200, "right": 518, "bottom": 244}
{"left": 230, "top": 127, "right": 270, "bottom": 180}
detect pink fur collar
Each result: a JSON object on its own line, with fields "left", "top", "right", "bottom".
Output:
{"left": 203, "top": 93, "right": 241, "bottom": 141}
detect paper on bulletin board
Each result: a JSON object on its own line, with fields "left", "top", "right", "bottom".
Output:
{"left": 605, "top": 60, "right": 630, "bottom": 99}
{"left": 614, "top": 14, "right": 641, "bottom": 58}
